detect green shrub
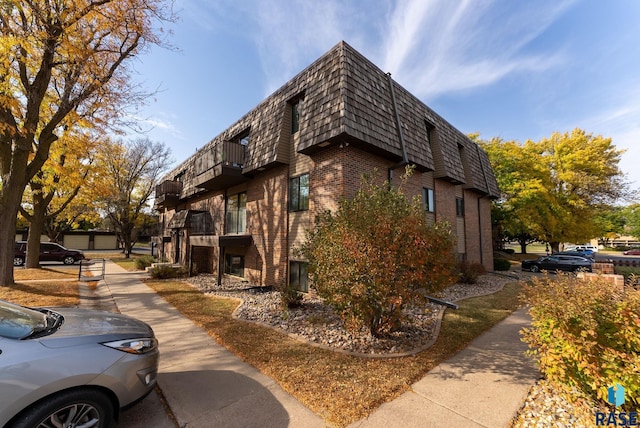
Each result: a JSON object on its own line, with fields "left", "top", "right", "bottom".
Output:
{"left": 275, "top": 283, "right": 303, "bottom": 308}
{"left": 149, "top": 264, "right": 188, "bottom": 279}
{"left": 521, "top": 274, "right": 640, "bottom": 409}
{"left": 135, "top": 255, "right": 156, "bottom": 270}
{"left": 457, "top": 261, "right": 486, "bottom": 284}
{"left": 615, "top": 266, "right": 640, "bottom": 287}
{"left": 298, "top": 168, "right": 457, "bottom": 337}
{"left": 503, "top": 248, "right": 515, "bottom": 255}
{"left": 493, "top": 258, "right": 512, "bottom": 271}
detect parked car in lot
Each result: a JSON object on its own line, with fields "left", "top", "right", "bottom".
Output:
{"left": 0, "top": 299, "right": 159, "bottom": 428}
{"left": 565, "top": 244, "right": 599, "bottom": 253}
{"left": 553, "top": 250, "right": 595, "bottom": 261}
{"left": 623, "top": 249, "right": 640, "bottom": 255}
{"left": 521, "top": 255, "right": 593, "bottom": 273}
{"left": 14, "top": 241, "right": 85, "bottom": 266}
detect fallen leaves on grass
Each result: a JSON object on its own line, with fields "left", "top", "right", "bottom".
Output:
{"left": 0, "top": 281, "right": 79, "bottom": 307}
{"left": 13, "top": 268, "right": 78, "bottom": 281}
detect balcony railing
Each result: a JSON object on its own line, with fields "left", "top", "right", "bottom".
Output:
{"left": 193, "top": 140, "right": 247, "bottom": 190}
{"left": 154, "top": 180, "right": 183, "bottom": 208}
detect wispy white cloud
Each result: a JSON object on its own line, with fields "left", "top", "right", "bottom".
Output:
{"left": 549, "top": 81, "right": 640, "bottom": 190}
{"left": 382, "top": 0, "right": 577, "bottom": 99}
{"left": 210, "top": 0, "right": 578, "bottom": 100}
{"left": 252, "top": 0, "right": 369, "bottom": 94}
{"left": 129, "top": 113, "right": 184, "bottom": 142}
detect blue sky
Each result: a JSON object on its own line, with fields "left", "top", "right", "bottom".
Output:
{"left": 132, "top": 0, "right": 640, "bottom": 193}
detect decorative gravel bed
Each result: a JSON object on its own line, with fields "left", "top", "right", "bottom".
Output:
{"left": 512, "top": 379, "right": 604, "bottom": 427}
{"left": 185, "top": 273, "right": 515, "bottom": 356}
{"left": 185, "top": 271, "right": 609, "bottom": 423}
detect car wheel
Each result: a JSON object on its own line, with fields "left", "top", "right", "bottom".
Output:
{"left": 10, "top": 389, "right": 114, "bottom": 428}
{"left": 13, "top": 257, "right": 25, "bottom": 267}
{"left": 63, "top": 256, "right": 76, "bottom": 265}
{"left": 529, "top": 265, "right": 540, "bottom": 273}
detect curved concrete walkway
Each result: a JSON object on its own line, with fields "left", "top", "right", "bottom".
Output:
{"left": 84, "top": 261, "right": 538, "bottom": 427}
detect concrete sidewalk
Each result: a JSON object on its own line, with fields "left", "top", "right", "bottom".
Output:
{"left": 101, "top": 261, "right": 324, "bottom": 428}
{"left": 348, "top": 308, "right": 538, "bottom": 428}
{"left": 98, "top": 261, "right": 537, "bottom": 428}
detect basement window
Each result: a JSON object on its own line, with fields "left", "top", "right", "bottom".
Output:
{"left": 289, "top": 261, "right": 309, "bottom": 292}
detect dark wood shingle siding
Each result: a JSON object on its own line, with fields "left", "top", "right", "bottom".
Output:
{"left": 161, "top": 41, "right": 499, "bottom": 198}
{"left": 335, "top": 46, "right": 404, "bottom": 158}
{"left": 298, "top": 46, "right": 345, "bottom": 149}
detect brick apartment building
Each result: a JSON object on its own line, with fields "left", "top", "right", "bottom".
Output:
{"left": 154, "top": 41, "right": 500, "bottom": 290}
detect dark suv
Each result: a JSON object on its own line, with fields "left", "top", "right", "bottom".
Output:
{"left": 14, "top": 241, "right": 85, "bottom": 266}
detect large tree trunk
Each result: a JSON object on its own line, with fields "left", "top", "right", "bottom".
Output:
{"left": 26, "top": 206, "right": 47, "bottom": 268}
{"left": 122, "top": 222, "right": 134, "bottom": 258}
{"left": 519, "top": 239, "right": 528, "bottom": 254}
{"left": 0, "top": 208, "right": 20, "bottom": 286}
{"left": 0, "top": 185, "right": 26, "bottom": 286}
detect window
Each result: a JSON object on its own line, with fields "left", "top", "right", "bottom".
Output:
{"left": 291, "top": 98, "right": 303, "bottom": 134}
{"left": 226, "top": 192, "right": 247, "bottom": 234}
{"left": 190, "top": 212, "right": 214, "bottom": 235}
{"left": 425, "top": 121, "right": 435, "bottom": 146}
{"left": 289, "top": 261, "right": 309, "bottom": 292}
{"left": 289, "top": 174, "right": 309, "bottom": 211}
{"left": 456, "top": 197, "right": 464, "bottom": 217}
{"left": 225, "top": 254, "right": 244, "bottom": 277}
{"left": 423, "top": 188, "right": 435, "bottom": 213}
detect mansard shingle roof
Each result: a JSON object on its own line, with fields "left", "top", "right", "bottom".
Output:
{"left": 167, "top": 41, "right": 500, "bottom": 198}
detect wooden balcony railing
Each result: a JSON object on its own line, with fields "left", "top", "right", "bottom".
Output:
{"left": 154, "top": 180, "right": 183, "bottom": 208}
{"left": 193, "top": 141, "right": 247, "bottom": 190}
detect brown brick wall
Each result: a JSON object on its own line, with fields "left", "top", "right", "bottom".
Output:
{"left": 434, "top": 180, "right": 457, "bottom": 229}
{"left": 246, "top": 164, "right": 288, "bottom": 286}
{"left": 479, "top": 196, "right": 494, "bottom": 271}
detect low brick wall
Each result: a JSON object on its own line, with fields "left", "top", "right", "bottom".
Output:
{"left": 592, "top": 262, "right": 615, "bottom": 274}
{"left": 577, "top": 272, "right": 625, "bottom": 291}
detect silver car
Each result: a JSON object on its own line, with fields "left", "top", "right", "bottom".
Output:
{"left": 0, "top": 300, "right": 159, "bottom": 427}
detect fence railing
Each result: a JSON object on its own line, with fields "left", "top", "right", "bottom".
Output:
{"left": 78, "top": 258, "right": 106, "bottom": 281}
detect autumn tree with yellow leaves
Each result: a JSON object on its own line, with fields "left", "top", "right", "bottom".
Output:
{"left": 19, "top": 126, "right": 101, "bottom": 267}
{"left": 477, "top": 129, "right": 628, "bottom": 253}
{"left": 0, "top": 0, "right": 174, "bottom": 285}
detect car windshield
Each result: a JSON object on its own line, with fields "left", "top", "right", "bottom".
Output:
{"left": 0, "top": 300, "right": 47, "bottom": 339}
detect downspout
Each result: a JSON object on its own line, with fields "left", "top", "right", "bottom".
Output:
{"left": 218, "top": 190, "right": 228, "bottom": 286}
{"left": 387, "top": 72, "right": 409, "bottom": 184}
{"left": 161, "top": 213, "right": 166, "bottom": 262}
{"left": 477, "top": 197, "right": 484, "bottom": 267}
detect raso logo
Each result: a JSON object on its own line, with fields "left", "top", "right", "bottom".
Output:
{"left": 595, "top": 384, "right": 638, "bottom": 426}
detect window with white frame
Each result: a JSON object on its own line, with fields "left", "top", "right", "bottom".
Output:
{"left": 423, "top": 188, "right": 435, "bottom": 213}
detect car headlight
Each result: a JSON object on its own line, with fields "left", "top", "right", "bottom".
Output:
{"left": 102, "top": 338, "right": 158, "bottom": 354}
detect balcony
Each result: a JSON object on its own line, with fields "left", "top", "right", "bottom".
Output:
{"left": 193, "top": 140, "right": 248, "bottom": 191}
{"left": 155, "top": 180, "right": 183, "bottom": 209}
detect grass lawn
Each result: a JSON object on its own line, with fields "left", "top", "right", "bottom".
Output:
{"left": 84, "top": 252, "right": 150, "bottom": 271}
{"left": 13, "top": 267, "right": 78, "bottom": 281}
{"left": 145, "top": 279, "right": 523, "bottom": 427}
{"left": 0, "top": 281, "right": 79, "bottom": 307}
